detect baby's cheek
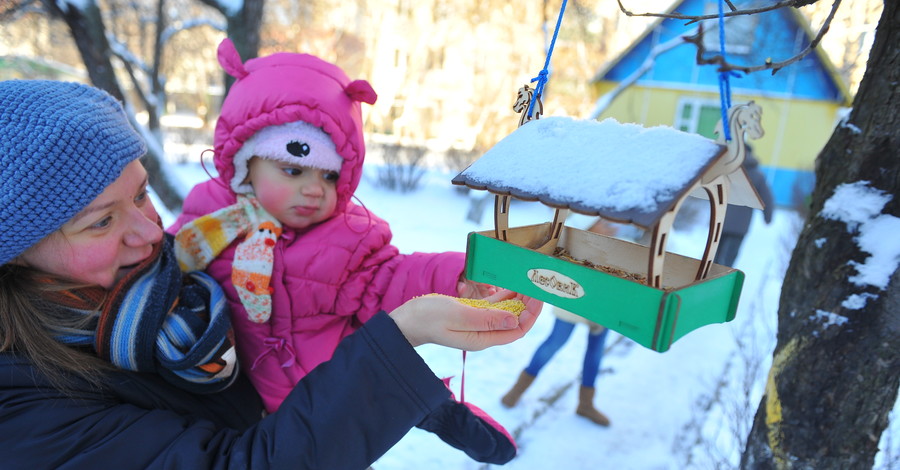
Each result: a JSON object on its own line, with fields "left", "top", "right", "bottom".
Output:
{"left": 259, "top": 186, "right": 296, "bottom": 212}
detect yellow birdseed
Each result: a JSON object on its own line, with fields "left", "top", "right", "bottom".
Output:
{"left": 455, "top": 298, "right": 491, "bottom": 308}
{"left": 456, "top": 297, "right": 526, "bottom": 316}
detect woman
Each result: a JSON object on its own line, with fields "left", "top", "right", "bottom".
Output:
{"left": 0, "top": 79, "right": 541, "bottom": 469}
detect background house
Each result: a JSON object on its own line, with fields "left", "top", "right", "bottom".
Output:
{"left": 590, "top": 0, "right": 852, "bottom": 207}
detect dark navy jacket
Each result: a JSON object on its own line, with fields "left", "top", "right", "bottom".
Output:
{"left": 0, "top": 312, "right": 449, "bottom": 469}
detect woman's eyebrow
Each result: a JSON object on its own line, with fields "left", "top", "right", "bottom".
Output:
{"left": 69, "top": 201, "right": 115, "bottom": 225}
{"left": 69, "top": 175, "right": 149, "bottom": 225}
{"left": 136, "top": 175, "right": 150, "bottom": 194}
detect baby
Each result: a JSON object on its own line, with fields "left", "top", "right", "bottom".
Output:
{"left": 169, "top": 38, "right": 513, "bottom": 464}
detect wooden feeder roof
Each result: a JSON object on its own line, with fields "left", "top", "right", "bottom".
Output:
{"left": 452, "top": 116, "right": 765, "bottom": 230}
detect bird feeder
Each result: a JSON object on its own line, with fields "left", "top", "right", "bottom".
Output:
{"left": 452, "top": 98, "right": 765, "bottom": 352}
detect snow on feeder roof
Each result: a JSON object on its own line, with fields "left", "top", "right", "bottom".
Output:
{"left": 453, "top": 116, "right": 736, "bottom": 229}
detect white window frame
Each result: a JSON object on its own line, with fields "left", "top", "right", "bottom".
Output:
{"left": 674, "top": 97, "right": 721, "bottom": 136}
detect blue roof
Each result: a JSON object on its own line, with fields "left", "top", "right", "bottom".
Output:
{"left": 598, "top": 0, "right": 848, "bottom": 103}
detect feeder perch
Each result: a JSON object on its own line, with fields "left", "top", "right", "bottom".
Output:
{"left": 452, "top": 101, "right": 765, "bottom": 352}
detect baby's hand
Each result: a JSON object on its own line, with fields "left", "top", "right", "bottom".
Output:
{"left": 457, "top": 277, "right": 499, "bottom": 299}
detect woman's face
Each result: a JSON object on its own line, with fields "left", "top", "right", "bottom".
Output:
{"left": 247, "top": 157, "right": 339, "bottom": 230}
{"left": 16, "top": 160, "right": 163, "bottom": 288}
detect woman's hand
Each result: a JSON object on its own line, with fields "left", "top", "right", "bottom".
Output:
{"left": 390, "top": 289, "right": 543, "bottom": 350}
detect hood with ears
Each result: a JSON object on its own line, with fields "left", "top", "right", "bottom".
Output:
{"left": 213, "top": 38, "right": 377, "bottom": 212}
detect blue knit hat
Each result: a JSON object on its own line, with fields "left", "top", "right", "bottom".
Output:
{"left": 0, "top": 80, "right": 147, "bottom": 266}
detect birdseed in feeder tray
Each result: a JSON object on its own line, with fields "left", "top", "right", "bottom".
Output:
{"left": 553, "top": 246, "right": 651, "bottom": 286}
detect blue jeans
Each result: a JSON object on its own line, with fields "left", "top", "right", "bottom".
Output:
{"left": 524, "top": 317, "right": 609, "bottom": 388}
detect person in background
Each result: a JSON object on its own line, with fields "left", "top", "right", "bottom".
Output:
{"left": 714, "top": 147, "right": 775, "bottom": 267}
{"left": 500, "top": 218, "right": 616, "bottom": 427}
{"left": 0, "top": 78, "right": 541, "bottom": 469}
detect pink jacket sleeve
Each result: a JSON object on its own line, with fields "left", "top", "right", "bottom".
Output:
{"left": 332, "top": 220, "right": 467, "bottom": 322}
{"left": 375, "top": 250, "right": 466, "bottom": 312}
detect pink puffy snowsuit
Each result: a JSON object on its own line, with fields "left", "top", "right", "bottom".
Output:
{"left": 169, "top": 39, "right": 465, "bottom": 413}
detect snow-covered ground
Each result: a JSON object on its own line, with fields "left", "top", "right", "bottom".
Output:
{"left": 163, "top": 162, "right": 899, "bottom": 469}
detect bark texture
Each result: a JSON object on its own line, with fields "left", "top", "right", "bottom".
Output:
{"left": 741, "top": 0, "right": 900, "bottom": 468}
{"left": 198, "top": 0, "right": 265, "bottom": 95}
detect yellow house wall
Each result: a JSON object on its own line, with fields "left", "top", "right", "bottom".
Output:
{"left": 592, "top": 82, "right": 842, "bottom": 172}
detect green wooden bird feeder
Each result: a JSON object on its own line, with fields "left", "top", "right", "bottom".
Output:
{"left": 452, "top": 97, "right": 766, "bottom": 352}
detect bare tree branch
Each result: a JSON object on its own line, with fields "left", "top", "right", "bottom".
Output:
{"left": 617, "top": 0, "right": 795, "bottom": 24}
{"left": 106, "top": 36, "right": 160, "bottom": 120}
{"left": 0, "top": 0, "right": 40, "bottom": 20}
{"left": 107, "top": 35, "right": 152, "bottom": 75}
{"left": 588, "top": 28, "right": 696, "bottom": 119}
{"left": 616, "top": 0, "right": 843, "bottom": 75}
{"left": 687, "top": 0, "right": 841, "bottom": 74}
{"left": 160, "top": 18, "right": 225, "bottom": 45}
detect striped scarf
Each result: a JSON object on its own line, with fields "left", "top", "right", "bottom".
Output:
{"left": 46, "top": 235, "right": 238, "bottom": 394}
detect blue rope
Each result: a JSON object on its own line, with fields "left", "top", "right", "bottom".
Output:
{"left": 717, "top": 0, "right": 738, "bottom": 141}
{"left": 528, "top": 0, "right": 568, "bottom": 118}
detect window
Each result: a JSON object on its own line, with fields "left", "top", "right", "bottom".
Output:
{"left": 675, "top": 98, "right": 722, "bottom": 139}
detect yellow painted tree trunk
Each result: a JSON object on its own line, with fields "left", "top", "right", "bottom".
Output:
{"left": 741, "top": 0, "right": 899, "bottom": 468}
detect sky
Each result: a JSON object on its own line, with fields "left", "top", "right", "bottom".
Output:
{"left": 163, "top": 154, "right": 899, "bottom": 470}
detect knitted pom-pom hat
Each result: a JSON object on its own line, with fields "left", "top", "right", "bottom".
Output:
{"left": 213, "top": 38, "right": 377, "bottom": 211}
{"left": 0, "top": 80, "right": 147, "bottom": 266}
{"left": 230, "top": 120, "right": 343, "bottom": 194}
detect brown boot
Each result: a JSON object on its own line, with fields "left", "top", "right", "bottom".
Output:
{"left": 500, "top": 370, "right": 536, "bottom": 408}
{"left": 576, "top": 386, "right": 610, "bottom": 426}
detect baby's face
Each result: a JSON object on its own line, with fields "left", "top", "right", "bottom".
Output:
{"left": 247, "top": 157, "right": 339, "bottom": 230}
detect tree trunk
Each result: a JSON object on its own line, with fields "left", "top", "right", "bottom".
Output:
{"left": 224, "top": 2, "right": 264, "bottom": 94}
{"left": 43, "top": 0, "right": 124, "bottom": 101}
{"left": 42, "top": 0, "right": 185, "bottom": 213}
{"left": 199, "top": 0, "right": 265, "bottom": 95}
{"left": 741, "top": 0, "right": 900, "bottom": 468}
